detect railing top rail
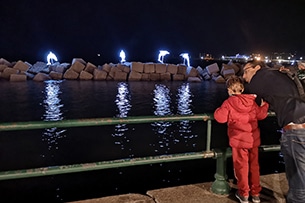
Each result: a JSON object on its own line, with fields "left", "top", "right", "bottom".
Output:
{"left": 0, "top": 112, "right": 276, "bottom": 132}
{"left": 0, "top": 114, "right": 212, "bottom": 132}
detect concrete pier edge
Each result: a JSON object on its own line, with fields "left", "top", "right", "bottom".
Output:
{"left": 69, "top": 173, "right": 288, "bottom": 203}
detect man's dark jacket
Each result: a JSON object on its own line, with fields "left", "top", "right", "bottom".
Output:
{"left": 244, "top": 67, "right": 305, "bottom": 127}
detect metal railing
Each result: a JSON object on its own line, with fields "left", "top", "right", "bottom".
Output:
{"left": 0, "top": 112, "right": 279, "bottom": 195}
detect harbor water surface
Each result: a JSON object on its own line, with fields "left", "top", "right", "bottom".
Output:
{"left": 0, "top": 79, "right": 284, "bottom": 202}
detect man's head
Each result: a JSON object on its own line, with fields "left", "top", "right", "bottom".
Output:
{"left": 242, "top": 60, "right": 264, "bottom": 83}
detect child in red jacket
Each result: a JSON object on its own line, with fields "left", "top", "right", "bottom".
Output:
{"left": 214, "top": 75, "right": 269, "bottom": 203}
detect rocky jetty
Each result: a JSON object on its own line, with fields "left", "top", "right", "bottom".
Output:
{"left": 0, "top": 58, "right": 201, "bottom": 82}
{"left": 199, "top": 60, "right": 244, "bottom": 83}
{"left": 0, "top": 58, "right": 243, "bottom": 83}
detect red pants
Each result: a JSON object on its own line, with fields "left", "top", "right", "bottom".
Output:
{"left": 232, "top": 147, "right": 261, "bottom": 197}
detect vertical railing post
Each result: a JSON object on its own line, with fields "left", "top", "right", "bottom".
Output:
{"left": 211, "top": 147, "right": 231, "bottom": 195}
{"left": 206, "top": 119, "right": 212, "bottom": 152}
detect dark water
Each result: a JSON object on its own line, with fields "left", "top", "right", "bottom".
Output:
{"left": 0, "top": 79, "right": 284, "bottom": 202}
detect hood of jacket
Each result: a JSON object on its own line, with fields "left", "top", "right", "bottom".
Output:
{"left": 227, "top": 94, "right": 257, "bottom": 113}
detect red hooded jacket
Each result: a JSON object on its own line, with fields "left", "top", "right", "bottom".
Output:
{"left": 214, "top": 94, "right": 269, "bottom": 148}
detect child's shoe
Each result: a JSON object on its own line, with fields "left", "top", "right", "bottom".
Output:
{"left": 252, "top": 195, "right": 260, "bottom": 203}
{"left": 235, "top": 191, "right": 249, "bottom": 203}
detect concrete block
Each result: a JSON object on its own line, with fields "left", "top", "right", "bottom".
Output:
{"left": 101, "top": 63, "right": 112, "bottom": 73}
{"left": 72, "top": 58, "right": 86, "bottom": 65}
{"left": 187, "top": 76, "right": 202, "bottom": 82}
{"left": 141, "top": 73, "right": 150, "bottom": 81}
{"left": 70, "top": 61, "right": 85, "bottom": 73}
{"left": 187, "top": 67, "right": 199, "bottom": 77}
{"left": 160, "top": 72, "right": 171, "bottom": 81}
{"left": 63, "top": 68, "right": 79, "bottom": 80}
{"left": 84, "top": 62, "right": 97, "bottom": 73}
{"left": 167, "top": 64, "right": 178, "bottom": 74}
{"left": 213, "top": 75, "right": 225, "bottom": 83}
{"left": 206, "top": 63, "right": 219, "bottom": 74}
{"left": 144, "top": 63, "right": 155, "bottom": 73}
{"left": 1, "top": 67, "right": 19, "bottom": 79}
{"left": 0, "top": 58, "right": 12, "bottom": 66}
{"left": 177, "top": 64, "right": 187, "bottom": 75}
{"left": 33, "top": 72, "right": 51, "bottom": 81}
{"left": 173, "top": 74, "right": 185, "bottom": 81}
{"left": 155, "top": 63, "right": 167, "bottom": 73}
{"left": 114, "top": 71, "right": 128, "bottom": 81}
{"left": 0, "top": 64, "right": 9, "bottom": 72}
{"left": 131, "top": 62, "right": 144, "bottom": 73}
{"left": 79, "top": 70, "right": 93, "bottom": 80}
{"left": 222, "top": 68, "right": 235, "bottom": 79}
{"left": 13, "top": 60, "right": 30, "bottom": 71}
{"left": 93, "top": 69, "right": 107, "bottom": 80}
{"left": 128, "top": 71, "right": 142, "bottom": 81}
{"left": 149, "top": 73, "right": 161, "bottom": 81}
{"left": 10, "top": 74, "right": 27, "bottom": 82}
{"left": 49, "top": 71, "right": 63, "bottom": 80}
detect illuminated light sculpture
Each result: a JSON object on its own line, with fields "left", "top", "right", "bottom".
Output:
{"left": 120, "top": 50, "right": 126, "bottom": 63}
{"left": 158, "top": 50, "right": 170, "bottom": 63}
{"left": 180, "top": 53, "right": 190, "bottom": 67}
{"left": 47, "top": 51, "right": 58, "bottom": 65}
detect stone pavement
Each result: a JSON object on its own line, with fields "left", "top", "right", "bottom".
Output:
{"left": 70, "top": 173, "right": 288, "bottom": 203}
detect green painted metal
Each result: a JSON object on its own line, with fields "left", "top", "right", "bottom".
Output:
{"left": 259, "top": 145, "right": 281, "bottom": 152}
{"left": 0, "top": 151, "right": 215, "bottom": 181}
{"left": 211, "top": 148, "right": 232, "bottom": 195}
{"left": 0, "top": 114, "right": 214, "bottom": 181}
{"left": 206, "top": 120, "right": 212, "bottom": 152}
{"left": 0, "top": 112, "right": 280, "bottom": 196}
{"left": 0, "top": 114, "right": 212, "bottom": 132}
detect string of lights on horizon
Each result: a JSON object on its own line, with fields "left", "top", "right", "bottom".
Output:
{"left": 46, "top": 49, "right": 305, "bottom": 67}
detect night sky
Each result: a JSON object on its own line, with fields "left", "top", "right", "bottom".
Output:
{"left": 1, "top": 0, "right": 305, "bottom": 65}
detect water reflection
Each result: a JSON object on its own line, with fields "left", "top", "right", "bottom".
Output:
{"left": 151, "top": 84, "right": 173, "bottom": 153}
{"left": 176, "top": 83, "right": 197, "bottom": 147}
{"left": 41, "top": 80, "right": 66, "bottom": 202}
{"left": 177, "top": 83, "right": 193, "bottom": 115}
{"left": 152, "top": 84, "right": 173, "bottom": 132}
{"left": 151, "top": 83, "right": 198, "bottom": 154}
{"left": 41, "top": 80, "right": 66, "bottom": 151}
{"left": 112, "top": 82, "right": 132, "bottom": 155}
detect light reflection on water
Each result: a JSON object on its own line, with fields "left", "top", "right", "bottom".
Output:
{"left": 176, "top": 83, "right": 197, "bottom": 147}
{"left": 41, "top": 80, "right": 66, "bottom": 202}
{"left": 42, "top": 80, "right": 64, "bottom": 121}
{"left": 150, "top": 83, "right": 198, "bottom": 154}
{"left": 41, "top": 80, "right": 66, "bottom": 152}
{"left": 152, "top": 84, "right": 173, "bottom": 134}
{"left": 113, "top": 82, "right": 132, "bottom": 155}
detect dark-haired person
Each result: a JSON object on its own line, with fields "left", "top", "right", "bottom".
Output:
{"left": 242, "top": 60, "right": 305, "bottom": 203}
{"left": 214, "top": 75, "right": 269, "bottom": 203}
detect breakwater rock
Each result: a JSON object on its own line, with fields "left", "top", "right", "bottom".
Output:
{"left": 0, "top": 58, "right": 205, "bottom": 82}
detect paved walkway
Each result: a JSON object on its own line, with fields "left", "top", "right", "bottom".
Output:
{"left": 69, "top": 173, "right": 288, "bottom": 203}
